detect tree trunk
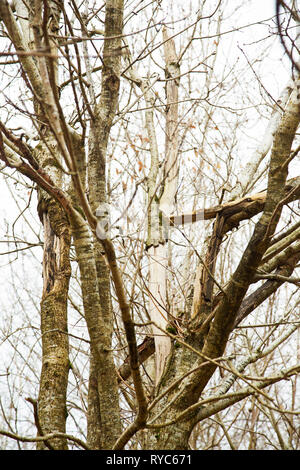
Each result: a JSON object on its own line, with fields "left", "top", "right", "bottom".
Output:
{"left": 37, "top": 196, "right": 71, "bottom": 450}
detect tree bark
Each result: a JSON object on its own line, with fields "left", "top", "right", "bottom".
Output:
{"left": 37, "top": 197, "right": 71, "bottom": 450}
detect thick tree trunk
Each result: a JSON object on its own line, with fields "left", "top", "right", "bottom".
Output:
{"left": 144, "top": 345, "right": 198, "bottom": 449}
{"left": 71, "top": 217, "right": 122, "bottom": 449}
{"left": 82, "top": 0, "right": 125, "bottom": 445}
{"left": 37, "top": 196, "right": 71, "bottom": 450}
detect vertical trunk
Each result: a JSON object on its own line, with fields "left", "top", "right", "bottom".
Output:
{"left": 82, "top": 0, "right": 124, "bottom": 444}
{"left": 148, "top": 244, "right": 170, "bottom": 383}
{"left": 86, "top": 345, "right": 102, "bottom": 449}
{"left": 147, "top": 27, "right": 180, "bottom": 385}
{"left": 37, "top": 197, "right": 71, "bottom": 449}
{"left": 24, "top": 1, "right": 72, "bottom": 448}
{"left": 71, "top": 217, "right": 122, "bottom": 449}
{"left": 144, "top": 345, "right": 198, "bottom": 449}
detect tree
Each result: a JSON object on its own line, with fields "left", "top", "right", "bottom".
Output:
{"left": 0, "top": 0, "right": 299, "bottom": 450}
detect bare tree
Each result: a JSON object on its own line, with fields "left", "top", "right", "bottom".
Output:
{"left": 0, "top": 0, "right": 299, "bottom": 450}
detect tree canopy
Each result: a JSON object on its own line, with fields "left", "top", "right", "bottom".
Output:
{"left": 0, "top": 0, "right": 299, "bottom": 451}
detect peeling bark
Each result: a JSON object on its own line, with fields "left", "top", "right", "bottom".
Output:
{"left": 146, "top": 27, "right": 181, "bottom": 385}
{"left": 37, "top": 199, "right": 71, "bottom": 450}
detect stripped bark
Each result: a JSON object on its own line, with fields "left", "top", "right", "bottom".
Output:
{"left": 121, "top": 25, "right": 182, "bottom": 386}
{"left": 147, "top": 27, "right": 181, "bottom": 384}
